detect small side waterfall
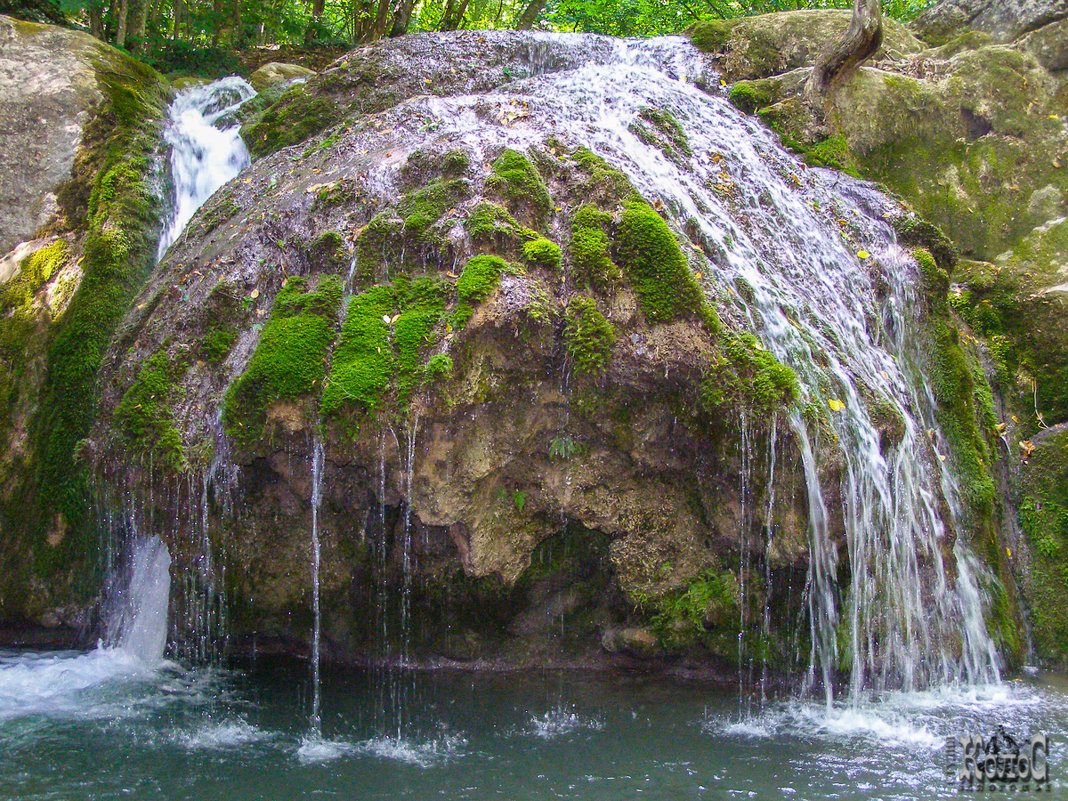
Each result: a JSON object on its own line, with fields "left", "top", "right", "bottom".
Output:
{"left": 105, "top": 536, "right": 173, "bottom": 663}
{"left": 157, "top": 77, "right": 255, "bottom": 258}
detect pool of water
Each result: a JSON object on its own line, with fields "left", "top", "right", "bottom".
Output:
{"left": 0, "top": 649, "right": 1063, "bottom": 800}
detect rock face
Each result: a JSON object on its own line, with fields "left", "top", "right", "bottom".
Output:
{"left": 693, "top": 3, "right": 1068, "bottom": 666}
{"left": 913, "top": 0, "right": 1068, "bottom": 45}
{"left": 0, "top": 15, "right": 170, "bottom": 636}
{"left": 86, "top": 30, "right": 1008, "bottom": 687}
{"left": 0, "top": 17, "right": 100, "bottom": 254}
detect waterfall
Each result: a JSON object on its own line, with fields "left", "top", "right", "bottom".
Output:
{"left": 105, "top": 536, "right": 173, "bottom": 663}
{"left": 156, "top": 77, "right": 255, "bottom": 258}
{"left": 425, "top": 34, "right": 1000, "bottom": 697}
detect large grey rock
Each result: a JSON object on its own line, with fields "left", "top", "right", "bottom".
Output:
{"left": 0, "top": 16, "right": 102, "bottom": 256}
{"left": 913, "top": 0, "right": 1068, "bottom": 45}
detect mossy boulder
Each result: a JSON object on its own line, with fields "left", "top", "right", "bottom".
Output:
{"left": 0, "top": 15, "right": 170, "bottom": 632}
{"left": 689, "top": 10, "right": 923, "bottom": 81}
{"left": 247, "top": 61, "right": 315, "bottom": 93}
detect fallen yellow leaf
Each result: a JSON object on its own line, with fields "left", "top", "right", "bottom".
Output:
{"left": 828, "top": 399, "right": 845, "bottom": 412}
{"left": 857, "top": 250, "right": 870, "bottom": 259}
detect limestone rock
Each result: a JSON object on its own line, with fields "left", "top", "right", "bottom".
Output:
{"left": 913, "top": 0, "right": 1068, "bottom": 46}
{"left": 0, "top": 16, "right": 101, "bottom": 254}
{"left": 248, "top": 61, "right": 315, "bottom": 92}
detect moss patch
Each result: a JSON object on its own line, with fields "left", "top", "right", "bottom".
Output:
{"left": 564, "top": 296, "right": 616, "bottom": 375}
{"left": 457, "top": 254, "right": 506, "bottom": 305}
{"left": 613, "top": 200, "right": 703, "bottom": 324}
{"left": 223, "top": 276, "right": 342, "bottom": 446}
{"left": 522, "top": 238, "right": 561, "bottom": 271}
{"left": 699, "top": 332, "right": 799, "bottom": 415}
{"left": 113, "top": 348, "right": 190, "bottom": 469}
{"left": 485, "top": 149, "right": 553, "bottom": 229}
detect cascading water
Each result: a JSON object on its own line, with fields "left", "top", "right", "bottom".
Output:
{"left": 422, "top": 34, "right": 1000, "bottom": 700}
{"left": 0, "top": 536, "right": 170, "bottom": 721}
{"left": 157, "top": 77, "right": 255, "bottom": 258}
{"left": 0, "top": 78, "right": 256, "bottom": 723}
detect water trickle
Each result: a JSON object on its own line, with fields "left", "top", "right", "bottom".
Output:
{"left": 301, "top": 436, "right": 325, "bottom": 738}
{"left": 157, "top": 77, "right": 255, "bottom": 258}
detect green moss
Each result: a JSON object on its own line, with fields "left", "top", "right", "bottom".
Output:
{"left": 398, "top": 178, "right": 469, "bottom": 240}
{"left": 322, "top": 276, "right": 449, "bottom": 418}
{"left": 650, "top": 565, "right": 741, "bottom": 657}
{"left": 631, "top": 107, "right": 692, "bottom": 162}
{"left": 307, "top": 230, "right": 350, "bottom": 273}
{"left": 1018, "top": 431, "right": 1068, "bottom": 664}
{"left": 0, "top": 240, "right": 70, "bottom": 312}
{"left": 14, "top": 50, "right": 170, "bottom": 581}
{"left": 728, "top": 80, "right": 777, "bottom": 115}
{"left": 914, "top": 249, "right": 996, "bottom": 521}
{"left": 567, "top": 204, "right": 620, "bottom": 291}
{"left": 613, "top": 200, "right": 703, "bottom": 323}
{"left": 564, "top": 296, "right": 616, "bottom": 375}
{"left": 485, "top": 149, "right": 553, "bottom": 229}
{"left": 223, "top": 276, "right": 342, "bottom": 446}
{"left": 353, "top": 213, "right": 404, "bottom": 285}
{"left": 321, "top": 286, "right": 393, "bottom": 416}
{"left": 113, "top": 348, "right": 190, "bottom": 469}
{"left": 803, "top": 135, "right": 861, "bottom": 178}
{"left": 464, "top": 202, "right": 538, "bottom": 257}
{"left": 457, "top": 255, "right": 506, "bottom": 304}
{"left": 244, "top": 85, "right": 341, "bottom": 160}
{"left": 522, "top": 238, "right": 561, "bottom": 270}
{"left": 700, "top": 332, "right": 799, "bottom": 415}
{"left": 571, "top": 147, "right": 632, "bottom": 203}
{"left": 688, "top": 19, "right": 733, "bottom": 53}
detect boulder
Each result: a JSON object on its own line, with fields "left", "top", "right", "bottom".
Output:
{"left": 913, "top": 0, "right": 1068, "bottom": 46}
{"left": 247, "top": 61, "right": 315, "bottom": 92}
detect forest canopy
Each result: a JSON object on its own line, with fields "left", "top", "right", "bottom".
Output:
{"left": 0, "top": 0, "right": 932, "bottom": 72}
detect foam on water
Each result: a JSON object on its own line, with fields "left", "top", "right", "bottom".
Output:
{"left": 174, "top": 718, "right": 270, "bottom": 750}
{"left": 526, "top": 705, "right": 605, "bottom": 740}
{"left": 355, "top": 732, "right": 468, "bottom": 767}
{"left": 0, "top": 537, "right": 171, "bottom": 722}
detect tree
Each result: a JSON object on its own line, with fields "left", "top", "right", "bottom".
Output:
{"left": 805, "top": 0, "right": 883, "bottom": 101}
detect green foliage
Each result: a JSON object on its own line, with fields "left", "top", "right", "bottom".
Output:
{"left": 113, "top": 348, "right": 190, "bottom": 469}
{"left": 549, "top": 435, "right": 584, "bottom": 460}
{"left": 457, "top": 255, "right": 506, "bottom": 304}
{"left": 522, "top": 238, "right": 562, "bottom": 270}
{"left": 223, "top": 276, "right": 342, "bottom": 445}
{"left": 485, "top": 149, "right": 553, "bottom": 229}
{"left": 423, "top": 353, "right": 453, "bottom": 382}
{"left": 307, "top": 230, "right": 350, "bottom": 273}
{"left": 564, "top": 296, "right": 616, "bottom": 375}
{"left": 613, "top": 200, "right": 703, "bottom": 323}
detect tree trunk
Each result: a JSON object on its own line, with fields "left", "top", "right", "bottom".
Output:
{"left": 805, "top": 0, "right": 882, "bottom": 100}
{"left": 439, "top": 0, "right": 469, "bottom": 30}
{"left": 389, "top": 0, "right": 417, "bottom": 36}
{"left": 304, "top": 0, "right": 326, "bottom": 43}
{"left": 114, "top": 0, "right": 129, "bottom": 47}
{"left": 88, "top": 0, "right": 105, "bottom": 38}
{"left": 127, "top": 0, "right": 149, "bottom": 51}
{"left": 515, "top": 0, "right": 547, "bottom": 30}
